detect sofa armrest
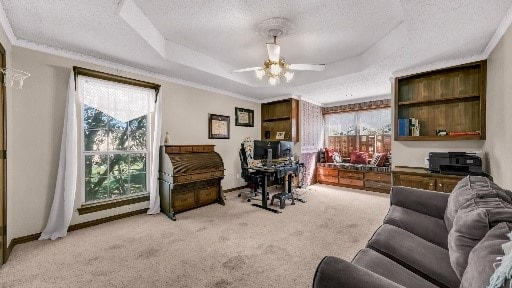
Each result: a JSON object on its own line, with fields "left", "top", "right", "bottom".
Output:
{"left": 313, "top": 256, "right": 405, "bottom": 288}
{"left": 390, "top": 186, "right": 449, "bottom": 219}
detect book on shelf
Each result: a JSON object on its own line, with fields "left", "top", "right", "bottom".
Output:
{"left": 398, "top": 118, "right": 409, "bottom": 136}
{"left": 398, "top": 118, "right": 420, "bottom": 136}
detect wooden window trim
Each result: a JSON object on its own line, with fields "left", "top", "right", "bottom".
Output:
{"left": 77, "top": 195, "right": 149, "bottom": 215}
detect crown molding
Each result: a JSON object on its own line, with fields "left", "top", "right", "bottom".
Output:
{"left": 13, "top": 39, "right": 259, "bottom": 103}
{"left": 482, "top": 2, "right": 512, "bottom": 58}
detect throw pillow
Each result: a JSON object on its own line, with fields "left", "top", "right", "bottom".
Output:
{"left": 332, "top": 152, "right": 343, "bottom": 163}
{"left": 324, "top": 148, "right": 336, "bottom": 163}
{"left": 460, "top": 222, "right": 512, "bottom": 288}
{"left": 444, "top": 176, "right": 512, "bottom": 232}
{"left": 370, "top": 153, "right": 382, "bottom": 166}
{"left": 448, "top": 198, "right": 512, "bottom": 279}
{"left": 350, "top": 151, "right": 368, "bottom": 164}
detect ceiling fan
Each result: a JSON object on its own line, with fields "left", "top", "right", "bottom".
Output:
{"left": 232, "top": 32, "right": 326, "bottom": 86}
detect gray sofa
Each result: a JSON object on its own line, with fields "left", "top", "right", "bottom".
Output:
{"left": 313, "top": 176, "right": 512, "bottom": 288}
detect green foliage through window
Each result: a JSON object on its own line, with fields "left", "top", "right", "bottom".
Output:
{"left": 83, "top": 105, "right": 148, "bottom": 203}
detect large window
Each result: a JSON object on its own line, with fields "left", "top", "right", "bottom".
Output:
{"left": 324, "top": 108, "right": 391, "bottom": 158}
{"left": 79, "top": 76, "right": 155, "bottom": 204}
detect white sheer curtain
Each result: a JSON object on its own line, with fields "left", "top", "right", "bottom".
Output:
{"left": 39, "top": 71, "right": 78, "bottom": 240}
{"left": 147, "top": 89, "right": 161, "bottom": 214}
{"left": 40, "top": 72, "right": 161, "bottom": 240}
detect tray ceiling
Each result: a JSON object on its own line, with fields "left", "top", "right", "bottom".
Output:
{"left": 1, "top": 0, "right": 511, "bottom": 105}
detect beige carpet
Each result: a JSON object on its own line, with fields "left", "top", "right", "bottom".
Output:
{"left": 0, "top": 184, "right": 390, "bottom": 288}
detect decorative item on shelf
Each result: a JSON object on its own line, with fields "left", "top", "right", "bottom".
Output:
{"left": 264, "top": 130, "right": 271, "bottom": 139}
{"left": 276, "top": 131, "right": 285, "bottom": 139}
{"left": 448, "top": 131, "right": 481, "bottom": 136}
{"left": 436, "top": 129, "right": 447, "bottom": 136}
{"left": 235, "top": 107, "right": 254, "bottom": 127}
{"left": 164, "top": 132, "right": 171, "bottom": 144}
{"left": 0, "top": 68, "right": 30, "bottom": 89}
{"left": 208, "top": 114, "right": 230, "bottom": 139}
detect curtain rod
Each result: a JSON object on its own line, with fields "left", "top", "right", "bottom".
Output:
{"left": 73, "top": 66, "right": 161, "bottom": 102}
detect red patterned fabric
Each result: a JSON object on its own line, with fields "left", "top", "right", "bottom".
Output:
{"left": 350, "top": 151, "right": 368, "bottom": 164}
{"left": 324, "top": 148, "right": 336, "bottom": 163}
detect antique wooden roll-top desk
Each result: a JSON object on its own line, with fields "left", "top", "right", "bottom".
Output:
{"left": 159, "top": 145, "right": 225, "bottom": 220}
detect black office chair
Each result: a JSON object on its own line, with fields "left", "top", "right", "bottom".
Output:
{"left": 238, "top": 144, "right": 264, "bottom": 202}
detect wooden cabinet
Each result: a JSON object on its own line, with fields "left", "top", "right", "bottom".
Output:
{"left": 392, "top": 167, "right": 464, "bottom": 193}
{"left": 261, "top": 98, "right": 299, "bottom": 142}
{"left": 395, "top": 60, "right": 486, "bottom": 141}
{"left": 159, "top": 145, "right": 225, "bottom": 220}
{"left": 316, "top": 164, "right": 391, "bottom": 193}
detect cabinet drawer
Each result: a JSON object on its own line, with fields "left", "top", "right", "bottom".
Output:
{"left": 339, "top": 170, "right": 364, "bottom": 180}
{"left": 365, "top": 180, "right": 391, "bottom": 191}
{"left": 318, "top": 175, "right": 338, "bottom": 183}
{"left": 317, "top": 168, "right": 338, "bottom": 177}
{"left": 172, "top": 191, "right": 195, "bottom": 212}
{"left": 365, "top": 172, "right": 391, "bottom": 183}
{"left": 197, "top": 186, "right": 218, "bottom": 205}
{"left": 338, "top": 178, "right": 364, "bottom": 187}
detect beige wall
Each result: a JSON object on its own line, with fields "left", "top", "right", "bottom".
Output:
{"left": 7, "top": 47, "right": 260, "bottom": 243}
{"left": 484, "top": 22, "right": 512, "bottom": 189}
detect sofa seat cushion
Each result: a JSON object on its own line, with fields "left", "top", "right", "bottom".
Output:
{"left": 384, "top": 205, "right": 448, "bottom": 249}
{"left": 461, "top": 222, "right": 512, "bottom": 288}
{"left": 448, "top": 198, "right": 512, "bottom": 279}
{"left": 444, "top": 176, "right": 512, "bottom": 232}
{"left": 353, "top": 248, "right": 438, "bottom": 288}
{"left": 367, "top": 224, "right": 459, "bottom": 288}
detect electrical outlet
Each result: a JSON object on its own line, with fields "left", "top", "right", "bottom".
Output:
{"left": 424, "top": 157, "right": 429, "bottom": 166}
{"left": 236, "top": 173, "right": 240, "bottom": 179}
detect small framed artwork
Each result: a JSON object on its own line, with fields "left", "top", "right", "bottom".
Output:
{"left": 235, "top": 107, "right": 254, "bottom": 127}
{"left": 208, "top": 114, "right": 230, "bottom": 139}
{"left": 276, "top": 131, "right": 285, "bottom": 139}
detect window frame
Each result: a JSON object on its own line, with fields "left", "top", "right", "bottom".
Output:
{"left": 73, "top": 66, "right": 160, "bottom": 211}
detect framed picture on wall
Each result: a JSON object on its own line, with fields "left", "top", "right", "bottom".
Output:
{"left": 208, "top": 113, "right": 230, "bottom": 139}
{"left": 235, "top": 107, "right": 254, "bottom": 127}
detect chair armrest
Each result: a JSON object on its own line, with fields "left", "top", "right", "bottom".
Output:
{"left": 313, "top": 256, "right": 405, "bottom": 288}
{"left": 390, "top": 186, "right": 449, "bottom": 219}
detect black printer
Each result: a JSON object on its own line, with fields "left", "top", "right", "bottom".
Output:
{"left": 428, "top": 152, "right": 482, "bottom": 175}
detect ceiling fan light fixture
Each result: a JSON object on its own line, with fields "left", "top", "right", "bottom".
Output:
{"left": 268, "top": 76, "right": 279, "bottom": 86}
{"left": 269, "top": 63, "right": 282, "bottom": 75}
{"left": 255, "top": 69, "right": 265, "bottom": 79}
{"left": 284, "top": 71, "right": 294, "bottom": 82}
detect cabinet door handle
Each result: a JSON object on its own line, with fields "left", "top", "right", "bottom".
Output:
{"left": 439, "top": 183, "right": 443, "bottom": 187}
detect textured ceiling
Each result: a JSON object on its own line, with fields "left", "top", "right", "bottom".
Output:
{"left": 1, "top": 0, "right": 511, "bottom": 105}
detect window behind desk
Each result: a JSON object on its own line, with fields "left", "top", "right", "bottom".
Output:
{"left": 323, "top": 100, "right": 391, "bottom": 158}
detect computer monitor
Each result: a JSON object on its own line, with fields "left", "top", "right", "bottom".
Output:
{"left": 279, "top": 141, "right": 293, "bottom": 158}
{"left": 253, "top": 140, "right": 280, "bottom": 160}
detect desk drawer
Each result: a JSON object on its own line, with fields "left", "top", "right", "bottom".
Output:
{"left": 318, "top": 175, "right": 338, "bottom": 183}
{"left": 365, "top": 180, "right": 391, "bottom": 191}
{"left": 317, "top": 167, "right": 338, "bottom": 177}
{"left": 172, "top": 191, "right": 195, "bottom": 212}
{"left": 197, "top": 186, "right": 218, "bottom": 205}
{"left": 365, "top": 172, "right": 391, "bottom": 183}
{"left": 176, "top": 171, "right": 224, "bottom": 183}
{"left": 339, "top": 170, "right": 364, "bottom": 180}
{"left": 339, "top": 178, "right": 364, "bottom": 187}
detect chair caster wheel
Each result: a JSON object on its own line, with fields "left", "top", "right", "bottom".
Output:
{"left": 247, "top": 199, "right": 251, "bottom": 202}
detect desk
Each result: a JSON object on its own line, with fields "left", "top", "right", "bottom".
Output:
{"left": 250, "top": 164, "right": 302, "bottom": 213}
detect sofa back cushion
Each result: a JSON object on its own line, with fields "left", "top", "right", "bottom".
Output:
{"left": 448, "top": 198, "right": 512, "bottom": 279}
{"left": 460, "top": 222, "right": 512, "bottom": 288}
{"left": 444, "top": 176, "right": 512, "bottom": 232}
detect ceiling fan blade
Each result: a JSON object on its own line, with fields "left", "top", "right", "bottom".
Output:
{"left": 231, "top": 67, "right": 262, "bottom": 73}
{"left": 266, "top": 43, "right": 281, "bottom": 62}
{"left": 288, "top": 64, "right": 326, "bottom": 71}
